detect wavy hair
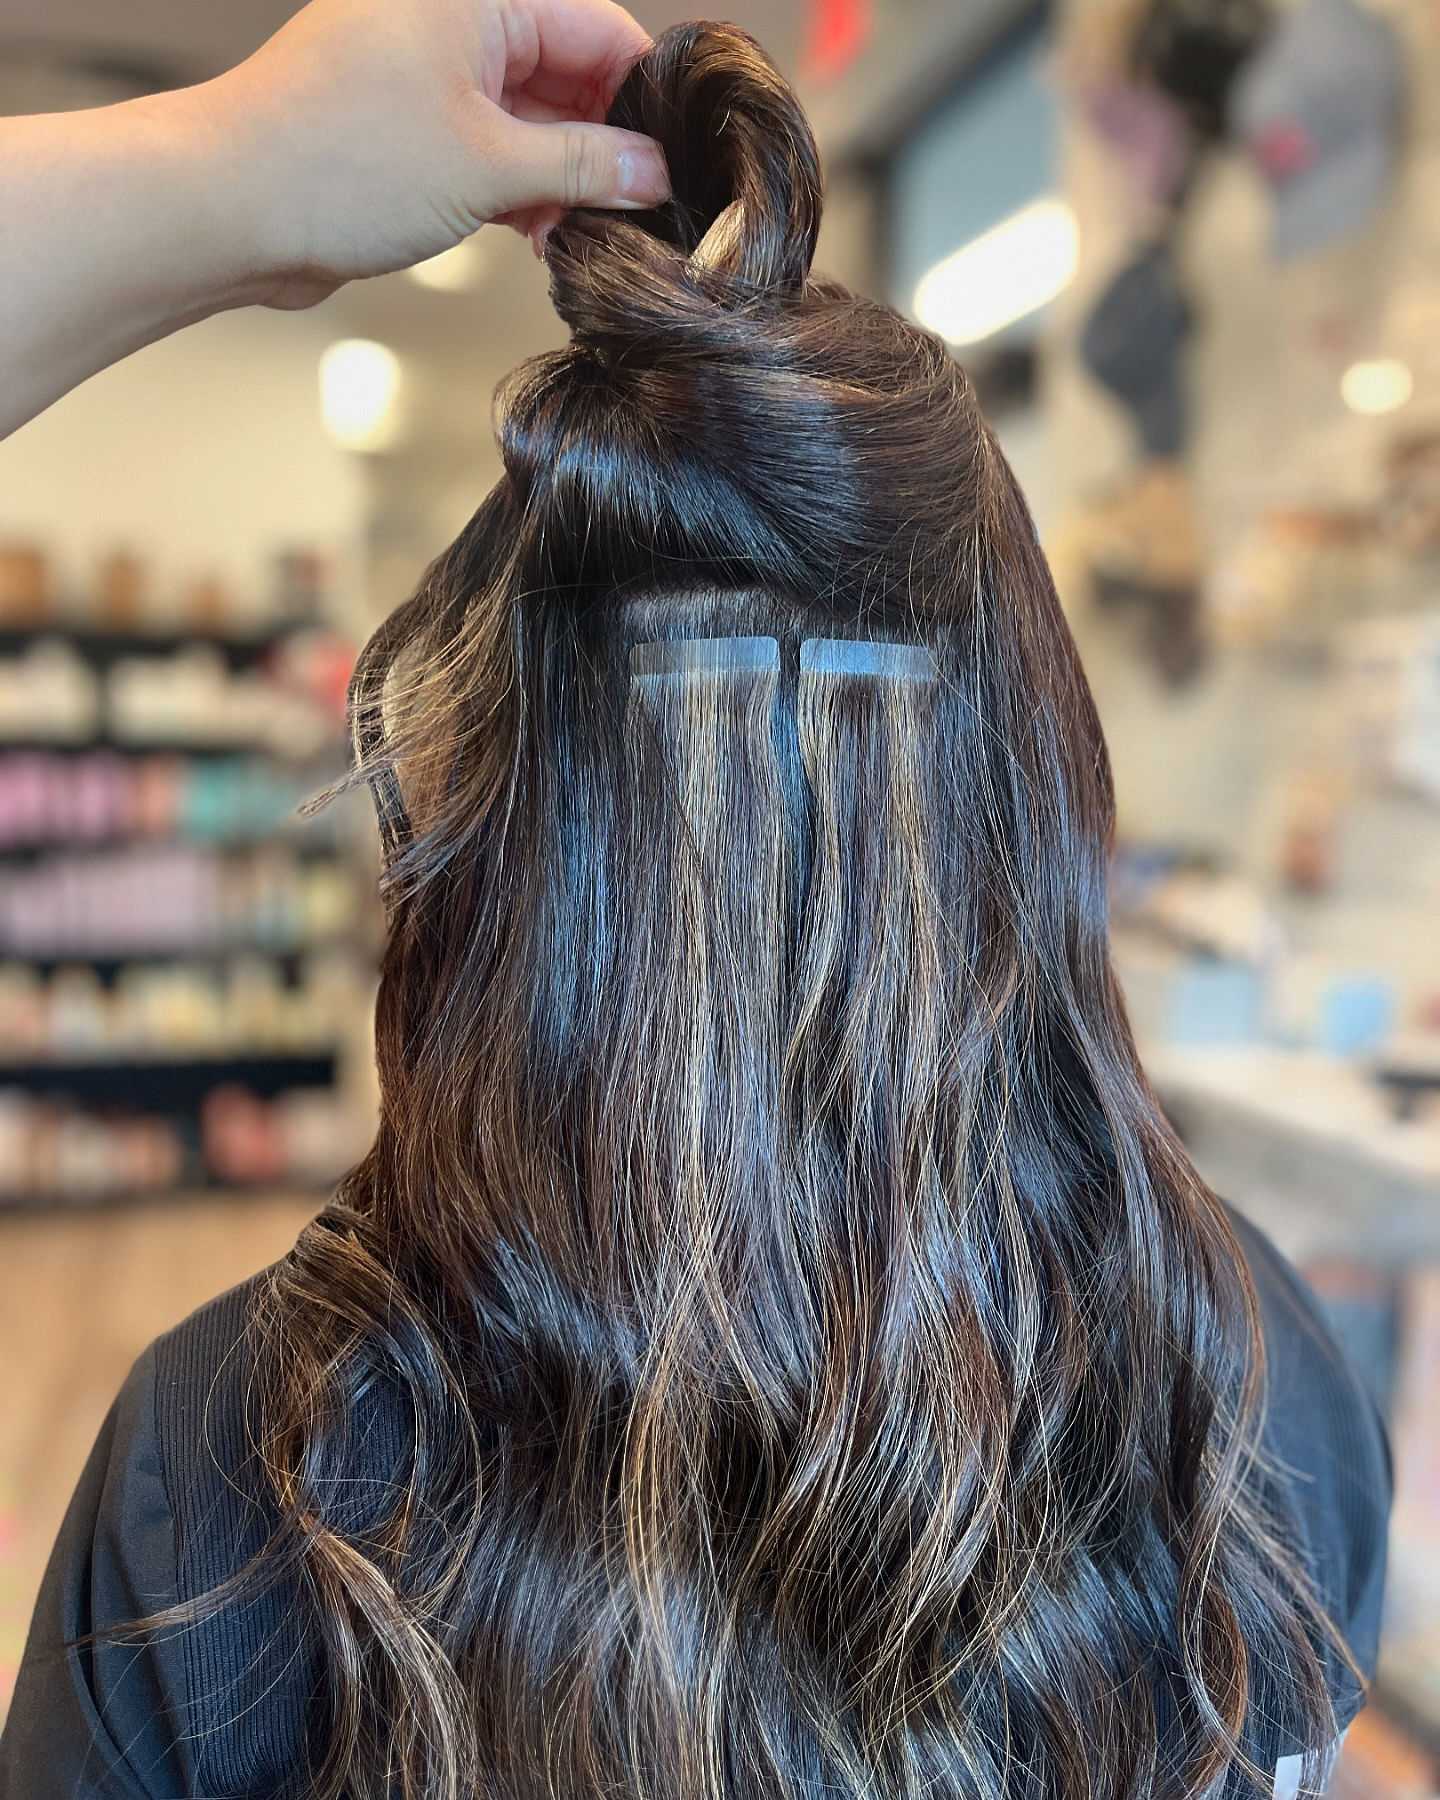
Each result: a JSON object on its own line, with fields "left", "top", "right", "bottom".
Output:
{"left": 151, "top": 22, "right": 1348, "bottom": 1799}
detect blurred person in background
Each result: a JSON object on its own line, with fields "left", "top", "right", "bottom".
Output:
{"left": 0, "top": 4, "right": 1389, "bottom": 1798}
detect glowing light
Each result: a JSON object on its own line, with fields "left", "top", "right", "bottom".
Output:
{"left": 1341, "top": 358, "right": 1413, "bottom": 416}
{"left": 913, "top": 198, "right": 1079, "bottom": 348}
{"left": 319, "top": 339, "right": 401, "bottom": 452}
{"left": 407, "top": 239, "right": 489, "bottom": 292}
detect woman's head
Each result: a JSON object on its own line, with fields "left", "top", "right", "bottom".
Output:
{"left": 261, "top": 22, "right": 1344, "bottom": 1798}
{"left": 363, "top": 15, "right": 1116, "bottom": 1147}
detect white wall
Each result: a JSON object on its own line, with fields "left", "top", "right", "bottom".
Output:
{"left": 0, "top": 307, "right": 366, "bottom": 618}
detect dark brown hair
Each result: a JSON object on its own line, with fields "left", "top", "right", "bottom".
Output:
{"left": 137, "top": 22, "right": 1350, "bottom": 1798}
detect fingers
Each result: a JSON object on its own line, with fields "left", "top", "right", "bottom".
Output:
{"left": 490, "top": 203, "right": 563, "bottom": 254}
{"left": 527, "top": 204, "right": 565, "bottom": 256}
{"left": 477, "top": 113, "right": 669, "bottom": 215}
{"left": 511, "top": 0, "right": 651, "bottom": 103}
{"left": 507, "top": 64, "right": 614, "bottom": 119}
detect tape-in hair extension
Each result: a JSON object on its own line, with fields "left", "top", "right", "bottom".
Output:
{"left": 629, "top": 637, "right": 780, "bottom": 680}
{"left": 800, "top": 638, "right": 935, "bottom": 681}
{"left": 623, "top": 632, "right": 787, "bottom": 1020}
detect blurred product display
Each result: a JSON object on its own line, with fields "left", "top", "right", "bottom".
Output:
{"left": 0, "top": 753, "right": 329, "bottom": 846}
{"left": 0, "top": 847, "right": 357, "bottom": 955}
{"left": 0, "top": 625, "right": 352, "bottom": 756}
{"left": 0, "top": 544, "right": 50, "bottom": 625}
{"left": 0, "top": 950, "right": 364, "bottom": 1058}
{"left": 0, "top": 1081, "right": 369, "bottom": 1203}
{"left": 0, "top": 543, "right": 378, "bottom": 1209}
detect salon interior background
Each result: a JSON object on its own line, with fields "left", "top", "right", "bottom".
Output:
{"left": 2, "top": 3, "right": 1440, "bottom": 1794}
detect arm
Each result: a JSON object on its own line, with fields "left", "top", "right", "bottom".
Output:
{"left": 0, "top": 0, "right": 670, "bottom": 442}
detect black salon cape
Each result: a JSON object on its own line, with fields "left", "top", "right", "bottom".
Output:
{"left": 0, "top": 1207, "right": 1392, "bottom": 1799}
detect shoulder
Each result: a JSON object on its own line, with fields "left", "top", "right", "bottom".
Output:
{"left": 1224, "top": 1203, "right": 1393, "bottom": 1713}
{"left": 144, "top": 1262, "right": 320, "bottom": 1797}
{"left": 146, "top": 1266, "right": 275, "bottom": 1558}
{"left": 150, "top": 1264, "right": 271, "bottom": 1379}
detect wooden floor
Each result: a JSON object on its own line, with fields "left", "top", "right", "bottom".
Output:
{"left": 0, "top": 1193, "right": 317, "bottom": 1721}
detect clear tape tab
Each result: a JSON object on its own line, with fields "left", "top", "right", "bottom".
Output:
{"left": 800, "top": 639, "right": 935, "bottom": 680}
{"left": 630, "top": 637, "right": 780, "bottom": 679}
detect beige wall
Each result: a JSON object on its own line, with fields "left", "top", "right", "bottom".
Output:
{"left": 0, "top": 308, "right": 366, "bottom": 619}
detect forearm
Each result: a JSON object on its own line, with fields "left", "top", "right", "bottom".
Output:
{"left": 0, "top": 87, "right": 272, "bottom": 441}
{"left": 0, "top": 0, "right": 665, "bottom": 442}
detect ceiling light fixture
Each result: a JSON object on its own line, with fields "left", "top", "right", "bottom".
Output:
{"left": 913, "top": 197, "right": 1080, "bottom": 349}
{"left": 319, "top": 339, "right": 402, "bottom": 452}
{"left": 1341, "top": 358, "right": 1413, "bottom": 417}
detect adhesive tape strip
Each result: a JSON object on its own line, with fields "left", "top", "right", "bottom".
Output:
{"left": 630, "top": 637, "right": 780, "bottom": 679}
{"left": 800, "top": 639, "right": 935, "bottom": 680}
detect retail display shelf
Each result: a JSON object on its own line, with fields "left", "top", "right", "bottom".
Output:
{"left": 0, "top": 563, "right": 371, "bottom": 1218}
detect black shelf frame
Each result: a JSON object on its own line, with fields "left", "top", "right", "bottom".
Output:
{"left": 0, "top": 948, "right": 333, "bottom": 982}
{"left": 0, "top": 734, "right": 335, "bottom": 759}
{"left": 0, "top": 618, "right": 324, "bottom": 671}
{"left": 0, "top": 835, "right": 347, "bottom": 864}
{"left": 0, "top": 1051, "right": 339, "bottom": 1109}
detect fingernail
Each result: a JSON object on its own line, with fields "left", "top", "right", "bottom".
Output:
{"left": 616, "top": 141, "right": 670, "bottom": 206}
{"left": 531, "top": 221, "right": 553, "bottom": 260}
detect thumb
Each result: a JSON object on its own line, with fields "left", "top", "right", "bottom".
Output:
{"left": 483, "top": 118, "right": 670, "bottom": 217}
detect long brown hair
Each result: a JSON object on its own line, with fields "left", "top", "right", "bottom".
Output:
{"left": 163, "top": 22, "right": 1348, "bottom": 1798}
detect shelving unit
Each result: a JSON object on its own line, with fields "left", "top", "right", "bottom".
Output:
{"left": 0, "top": 607, "right": 377, "bottom": 1209}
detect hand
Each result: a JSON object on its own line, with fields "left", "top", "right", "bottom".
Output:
{"left": 199, "top": 0, "right": 672, "bottom": 308}
{"left": 0, "top": 0, "right": 669, "bottom": 435}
